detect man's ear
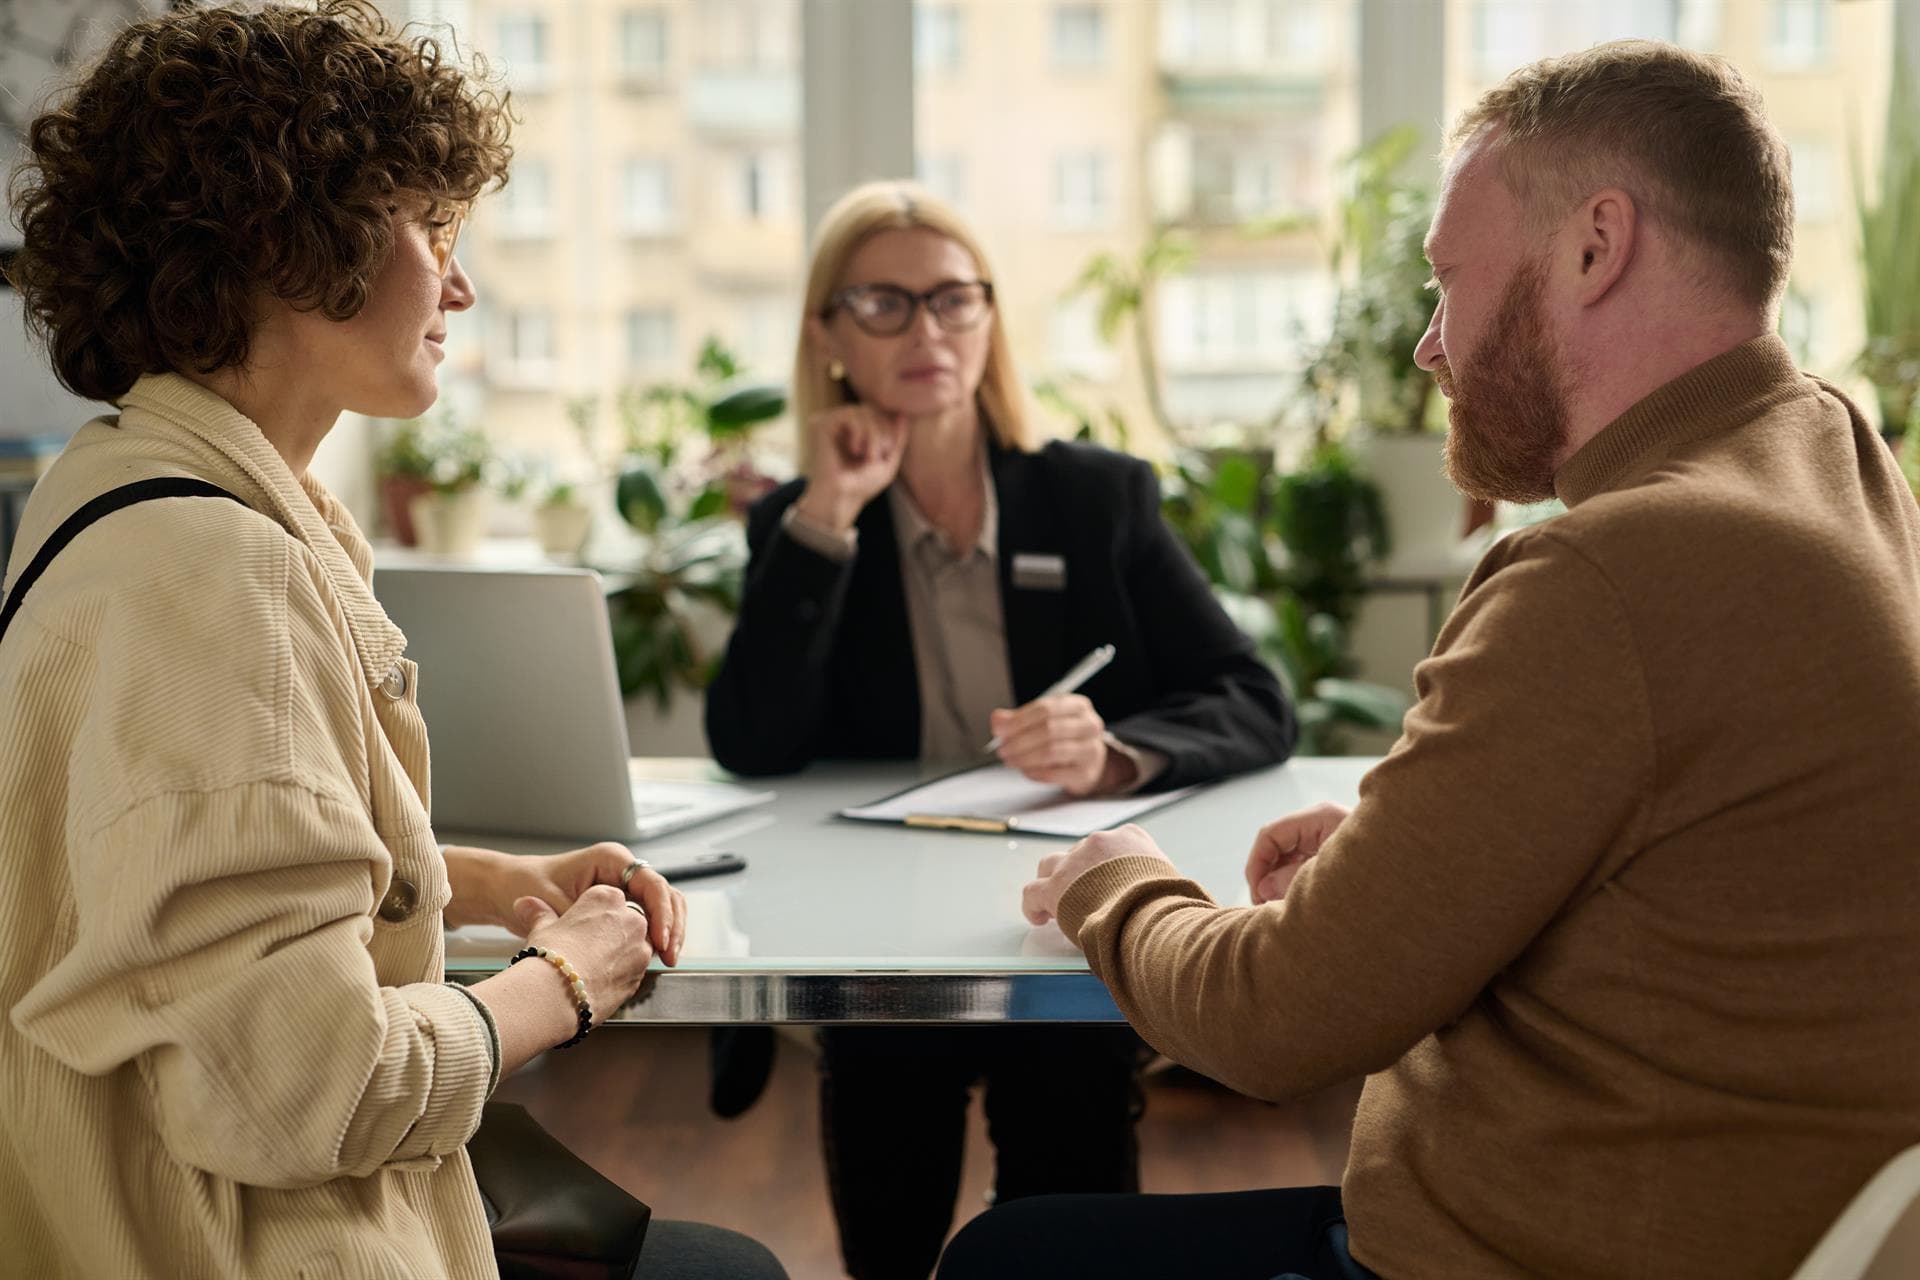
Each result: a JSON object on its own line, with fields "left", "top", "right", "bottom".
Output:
{"left": 1571, "top": 187, "right": 1637, "bottom": 306}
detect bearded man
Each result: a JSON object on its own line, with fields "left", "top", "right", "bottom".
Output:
{"left": 939, "top": 39, "right": 1920, "bottom": 1280}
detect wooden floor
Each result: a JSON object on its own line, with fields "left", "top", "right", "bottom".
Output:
{"left": 495, "top": 1027, "right": 1362, "bottom": 1280}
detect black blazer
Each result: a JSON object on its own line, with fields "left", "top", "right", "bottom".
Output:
{"left": 704, "top": 439, "right": 1297, "bottom": 789}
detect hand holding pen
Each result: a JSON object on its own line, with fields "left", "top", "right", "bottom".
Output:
{"left": 985, "top": 645, "right": 1128, "bottom": 797}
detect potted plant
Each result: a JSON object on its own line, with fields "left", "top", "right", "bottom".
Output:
{"left": 374, "top": 417, "right": 436, "bottom": 546}
{"left": 600, "top": 338, "right": 787, "bottom": 709}
{"left": 407, "top": 417, "right": 493, "bottom": 558}
{"left": 1299, "top": 126, "right": 1470, "bottom": 559}
{"left": 1855, "top": 66, "right": 1920, "bottom": 453}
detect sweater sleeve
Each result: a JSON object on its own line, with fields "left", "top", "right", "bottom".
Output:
{"left": 1057, "top": 529, "right": 1655, "bottom": 1100}
{"left": 704, "top": 486, "right": 860, "bottom": 776}
{"left": 1103, "top": 457, "right": 1298, "bottom": 787}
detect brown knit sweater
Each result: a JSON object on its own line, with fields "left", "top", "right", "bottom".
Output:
{"left": 1059, "top": 336, "right": 1920, "bottom": 1280}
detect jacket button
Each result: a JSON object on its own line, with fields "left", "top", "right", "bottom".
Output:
{"left": 378, "top": 878, "right": 419, "bottom": 923}
{"left": 381, "top": 664, "right": 409, "bottom": 699}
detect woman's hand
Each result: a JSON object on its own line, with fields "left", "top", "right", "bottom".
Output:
{"left": 513, "top": 885, "right": 654, "bottom": 1030}
{"left": 793, "top": 405, "right": 908, "bottom": 532}
{"left": 444, "top": 841, "right": 687, "bottom": 966}
{"left": 990, "top": 694, "right": 1133, "bottom": 797}
{"left": 1245, "top": 802, "right": 1350, "bottom": 904}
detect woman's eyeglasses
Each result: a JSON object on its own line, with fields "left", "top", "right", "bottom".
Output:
{"left": 824, "top": 281, "right": 994, "bottom": 337}
{"left": 427, "top": 205, "right": 466, "bottom": 278}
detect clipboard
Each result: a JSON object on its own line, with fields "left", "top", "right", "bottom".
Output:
{"left": 839, "top": 763, "right": 1204, "bottom": 838}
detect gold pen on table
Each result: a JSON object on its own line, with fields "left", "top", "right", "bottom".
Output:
{"left": 982, "top": 643, "right": 1117, "bottom": 753}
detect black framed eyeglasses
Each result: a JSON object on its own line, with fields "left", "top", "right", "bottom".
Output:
{"left": 824, "top": 280, "right": 995, "bottom": 337}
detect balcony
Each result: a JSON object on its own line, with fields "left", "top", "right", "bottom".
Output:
{"left": 686, "top": 68, "right": 799, "bottom": 138}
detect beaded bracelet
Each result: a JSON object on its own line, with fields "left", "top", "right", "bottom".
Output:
{"left": 510, "top": 945, "right": 593, "bottom": 1049}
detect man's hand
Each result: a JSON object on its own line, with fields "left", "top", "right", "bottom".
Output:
{"left": 1245, "top": 802, "right": 1350, "bottom": 905}
{"left": 1022, "top": 824, "right": 1175, "bottom": 926}
{"left": 990, "top": 694, "right": 1132, "bottom": 796}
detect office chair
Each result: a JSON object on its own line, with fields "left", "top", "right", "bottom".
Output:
{"left": 1787, "top": 1143, "right": 1920, "bottom": 1280}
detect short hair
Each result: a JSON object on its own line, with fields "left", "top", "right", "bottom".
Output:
{"left": 1448, "top": 40, "right": 1793, "bottom": 309}
{"left": 794, "top": 181, "right": 1037, "bottom": 455}
{"left": 6, "top": 0, "right": 513, "bottom": 402}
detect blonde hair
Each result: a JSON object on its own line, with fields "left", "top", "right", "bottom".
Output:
{"left": 1448, "top": 40, "right": 1792, "bottom": 310}
{"left": 793, "top": 180, "right": 1037, "bottom": 455}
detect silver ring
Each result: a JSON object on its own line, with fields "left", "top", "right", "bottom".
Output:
{"left": 620, "top": 859, "right": 650, "bottom": 887}
{"left": 624, "top": 900, "right": 647, "bottom": 916}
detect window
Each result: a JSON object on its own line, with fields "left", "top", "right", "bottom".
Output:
{"left": 1163, "top": 0, "right": 1240, "bottom": 68}
{"left": 1049, "top": 296, "right": 1117, "bottom": 378}
{"left": 502, "top": 308, "right": 555, "bottom": 383}
{"left": 619, "top": 9, "right": 669, "bottom": 85}
{"left": 622, "top": 159, "right": 676, "bottom": 235}
{"left": 734, "top": 293, "right": 797, "bottom": 374}
{"left": 1777, "top": 287, "right": 1820, "bottom": 365}
{"left": 1191, "top": 132, "right": 1320, "bottom": 223}
{"left": 625, "top": 307, "right": 676, "bottom": 373}
{"left": 1471, "top": 1, "right": 1552, "bottom": 81}
{"left": 494, "top": 159, "right": 551, "bottom": 239}
{"left": 495, "top": 13, "right": 550, "bottom": 91}
{"left": 1788, "top": 139, "right": 1836, "bottom": 222}
{"left": 1053, "top": 150, "right": 1112, "bottom": 229}
{"left": 916, "top": 152, "right": 966, "bottom": 209}
{"left": 1158, "top": 270, "right": 1329, "bottom": 368}
{"left": 1052, "top": 4, "right": 1108, "bottom": 71}
{"left": 697, "top": 0, "right": 795, "bottom": 71}
{"left": 1767, "top": 0, "right": 1831, "bottom": 69}
{"left": 737, "top": 149, "right": 793, "bottom": 221}
{"left": 915, "top": 4, "right": 965, "bottom": 72}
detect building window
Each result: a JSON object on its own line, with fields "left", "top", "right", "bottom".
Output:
{"left": 1053, "top": 150, "right": 1111, "bottom": 229}
{"left": 495, "top": 13, "right": 550, "bottom": 91}
{"left": 504, "top": 308, "right": 556, "bottom": 382}
{"left": 626, "top": 307, "right": 676, "bottom": 372}
{"left": 1052, "top": 4, "right": 1108, "bottom": 71}
{"left": 736, "top": 149, "right": 792, "bottom": 221}
{"left": 1049, "top": 296, "right": 1117, "bottom": 378}
{"left": 697, "top": 0, "right": 795, "bottom": 71}
{"left": 494, "top": 159, "right": 552, "bottom": 239}
{"left": 1767, "top": 0, "right": 1831, "bottom": 69}
{"left": 915, "top": 4, "right": 965, "bottom": 72}
{"left": 1158, "top": 270, "right": 1329, "bottom": 369}
{"left": 619, "top": 9, "right": 669, "bottom": 85}
{"left": 1470, "top": 0, "right": 1551, "bottom": 81}
{"left": 622, "top": 159, "right": 676, "bottom": 235}
{"left": 734, "top": 293, "right": 797, "bottom": 374}
{"left": 1789, "top": 139, "right": 1836, "bottom": 222}
{"left": 916, "top": 152, "right": 966, "bottom": 209}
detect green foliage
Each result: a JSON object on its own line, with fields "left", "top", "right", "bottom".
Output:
{"left": 602, "top": 337, "right": 783, "bottom": 705}
{"left": 376, "top": 414, "right": 493, "bottom": 494}
{"left": 1033, "top": 377, "right": 1134, "bottom": 453}
{"left": 1065, "top": 226, "right": 1194, "bottom": 436}
{"left": 1854, "top": 70, "right": 1920, "bottom": 435}
{"left": 1160, "top": 443, "right": 1407, "bottom": 753}
{"left": 1297, "top": 126, "right": 1441, "bottom": 441}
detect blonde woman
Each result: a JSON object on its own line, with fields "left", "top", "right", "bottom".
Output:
{"left": 705, "top": 182, "right": 1296, "bottom": 1278}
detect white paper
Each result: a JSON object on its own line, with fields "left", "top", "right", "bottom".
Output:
{"left": 839, "top": 764, "right": 1201, "bottom": 838}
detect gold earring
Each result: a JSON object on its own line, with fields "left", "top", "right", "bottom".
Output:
{"left": 827, "top": 359, "right": 847, "bottom": 381}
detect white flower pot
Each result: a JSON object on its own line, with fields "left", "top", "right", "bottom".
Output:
{"left": 533, "top": 501, "right": 593, "bottom": 559}
{"left": 408, "top": 489, "right": 489, "bottom": 558}
{"left": 1357, "top": 433, "right": 1462, "bottom": 559}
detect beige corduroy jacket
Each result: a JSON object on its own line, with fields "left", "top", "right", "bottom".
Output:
{"left": 0, "top": 374, "right": 497, "bottom": 1278}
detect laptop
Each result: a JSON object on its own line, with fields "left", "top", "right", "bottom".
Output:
{"left": 371, "top": 564, "right": 772, "bottom": 841}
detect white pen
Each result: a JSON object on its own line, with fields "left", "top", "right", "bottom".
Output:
{"left": 983, "top": 644, "right": 1118, "bottom": 753}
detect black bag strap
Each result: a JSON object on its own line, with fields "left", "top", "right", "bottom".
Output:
{"left": 0, "top": 478, "right": 247, "bottom": 647}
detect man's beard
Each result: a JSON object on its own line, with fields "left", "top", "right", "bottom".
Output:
{"left": 1437, "top": 257, "right": 1573, "bottom": 505}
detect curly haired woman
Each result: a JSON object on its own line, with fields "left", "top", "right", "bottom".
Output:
{"left": 0, "top": 5, "right": 782, "bottom": 1277}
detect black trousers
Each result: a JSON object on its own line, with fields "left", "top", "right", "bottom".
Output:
{"left": 935, "top": 1185, "right": 1380, "bottom": 1280}
{"left": 817, "top": 1025, "right": 1143, "bottom": 1280}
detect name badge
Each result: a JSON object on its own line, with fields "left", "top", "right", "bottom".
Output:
{"left": 1011, "top": 552, "right": 1067, "bottom": 591}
